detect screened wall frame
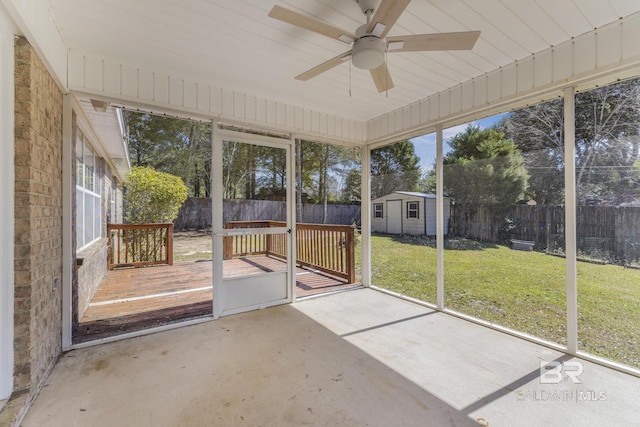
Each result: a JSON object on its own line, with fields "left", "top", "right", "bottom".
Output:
{"left": 363, "top": 76, "right": 640, "bottom": 378}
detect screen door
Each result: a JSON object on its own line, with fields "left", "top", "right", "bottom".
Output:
{"left": 212, "top": 129, "right": 294, "bottom": 317}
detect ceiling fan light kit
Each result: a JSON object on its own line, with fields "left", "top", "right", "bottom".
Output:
{"left": 269, "top": 0, "right": 480, "bottom": 92}
{"left": 352, "top": 36, "right": 385, "bottom": 69}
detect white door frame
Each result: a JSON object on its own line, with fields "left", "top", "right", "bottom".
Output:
{"left": 0, "top": 8, "right": 15, "bottom": 400}
{"left": 212, "top": 127, "right": 295, "bottom": 317}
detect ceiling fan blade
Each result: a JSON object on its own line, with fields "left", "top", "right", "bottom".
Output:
{"left": 295, "top": 50, "right": 353, "bottom": 81}
{"left": 387, "top": 31, "right": 481, "bottom": 52}
{"left": 269, "top": 5, "right": 356, "bottom": 44}
{"left": 370, "top": 62, "right": 394, "bottom": 93}
{"left": 366, "top": 0, "right": 411, "bottom": 38}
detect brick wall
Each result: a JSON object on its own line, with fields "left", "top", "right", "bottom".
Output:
{"left": 13, "top": 36, "right": 63, "bottom": 397}
{"left": 76, "top": 239, "right": 108, "bottom": 320}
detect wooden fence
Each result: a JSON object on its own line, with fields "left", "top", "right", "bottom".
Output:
{"left": 223, "top": 221, "right": 356, "bottom": 283}
{"left": 107, "top": 223, "right": 174, "bottom": 270}
{"left": 449, "top": 204, "right": 640, "bottom": 265}
{"left": 174, "top": 197, "right": 361, "bottom": 230}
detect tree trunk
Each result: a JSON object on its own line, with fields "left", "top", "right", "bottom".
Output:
{"left": 194, "top": 162, "right": 200, "bottom": 197}
{"left": 322, "top": 145, "right": 330, "bottom": 224}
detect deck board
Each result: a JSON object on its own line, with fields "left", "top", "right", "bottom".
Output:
{"left": 75, "top": 257, "right": 358, "bottom": 343}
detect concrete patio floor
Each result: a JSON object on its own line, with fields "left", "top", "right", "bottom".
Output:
{"left": 22, "top": 288, "right": 640, "bottom": 426}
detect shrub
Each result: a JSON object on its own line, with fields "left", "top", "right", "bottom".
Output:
{"left": 124, "top": 166, "right": 188, "bottom": 224}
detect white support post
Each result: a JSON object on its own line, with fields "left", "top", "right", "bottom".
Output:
{"left": 0, "top": 13, "right": 15, "bottom": 399}
{"left": 288, "top": 134, "right": 297, "bottom": 303}
{"left": 436, "top": 125, "right": 445, "bottom": 310}
{"left": 361, "top": 146, "right": 371, "bottom": 287}
{"left": 61, "top": 94, "right": 73, "bottom": 349}
{"left": 211, "top": 121, "right": 222, "bottom": 319}
{"left": 564, "top": 87, "right": 578, "bottom": 354}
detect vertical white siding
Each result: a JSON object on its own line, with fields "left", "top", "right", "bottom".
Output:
{"left": 67, "top": 50, "right": 365, "bottom": 145}
{"left": 401, "top": 196, "right": 425, "bottom": 235}
{"left": 425, "top": 198, "right": 450, "bottom": 236}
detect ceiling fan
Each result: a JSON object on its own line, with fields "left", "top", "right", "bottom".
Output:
{"left": 268, "top": 0, "right": 480, "bottom": 93}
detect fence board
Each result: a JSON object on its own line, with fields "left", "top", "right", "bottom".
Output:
{"left": 174, "top": 197, "right": 361, "bottom": 230}
{"left": 450, "top": 204, "right": 640, "bottom": 265}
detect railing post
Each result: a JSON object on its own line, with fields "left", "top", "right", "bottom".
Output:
{"left": 266, "top": 233, "right": 272, "bottom": 257}
{"left": 346, "top": 225, "right": 355, "bottom": 284}
{"left": 223, "top": 223, "right": 232, "bottom": 260}
{"left": 167, "top": 223, "right": 174, "bottom": 266}
{"left": 107, "top": 224, "right": 114, "bottom": 270}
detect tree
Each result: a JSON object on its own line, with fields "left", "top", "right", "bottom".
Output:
{"left": 295, "top": 140, "right": 360, "bottom": 222}
{"left": 341, "top": 168, "right": 362, "bottom": 203}
{"left": 419, "top": 168, "right": 436, "bottom": 194}
{"left": 443, "top": 125, "right": 528, "bottom": 211}
{"left": 499, "top": 78, "right": 640, "bottom": 205}
{"left": 222, "top": 142, "right": 288, "bottom": 200}
{"left": 125, "top": 112, "right": 211, "bottom": 197}
{"left": 124, "top": 166, "right": 188, "bottom": 223}
{"left": 222, "top": 141, "right": 250, "bottom": 199}
{"left": 370, "top": 140, "right": 421, "bottom": 199}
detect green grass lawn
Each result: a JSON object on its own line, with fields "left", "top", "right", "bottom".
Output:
{"left": 370, "top": 234, "right": 640, "bottom": 369}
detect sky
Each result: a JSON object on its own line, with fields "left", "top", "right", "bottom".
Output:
{"left": 410, "top": 112, "right": 510, "bottom": 171}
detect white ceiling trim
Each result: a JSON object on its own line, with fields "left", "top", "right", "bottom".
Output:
{"left": 367, "top": 12, "right": 640, "bottom": 146}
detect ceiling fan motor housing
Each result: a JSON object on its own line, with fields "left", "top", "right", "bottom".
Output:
{"left": 355, "top": 0, "right": 378, "bottom": 16}
{"left": 352, "top": 35, "right": 385, "bottom": 70}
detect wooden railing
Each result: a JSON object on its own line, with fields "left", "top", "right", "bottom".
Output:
{"left": 224, "top": 221, "right": 356, "bottom": 284}
{"left": 107, "top": 223, "right": 174, "bottom": 270}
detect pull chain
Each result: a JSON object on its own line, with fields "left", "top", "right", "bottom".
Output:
{"left": 349, "top": 58, "right": 352, "bottom": 98}
{"left": 385, "top": 50, "right": 389, "bottom": 98}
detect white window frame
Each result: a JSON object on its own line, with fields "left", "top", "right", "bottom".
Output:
{"left": 76, "top": 130, "right": 102, "bottom": 250}
{"left": 374, "top": 203, "right": 383, "bottom": 218}
{"left": 407, "top": 201, "right": 419, "bottom": 219}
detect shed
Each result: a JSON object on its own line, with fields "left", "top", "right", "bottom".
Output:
{"left": 371, "top": 192, "right": 451, "bottom": 236}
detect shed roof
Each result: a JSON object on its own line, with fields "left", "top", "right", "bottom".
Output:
{"left": 395, "top": 191, "right": 436, "bottom": 199}
{"left": 372, "top": 191, "right": 450, "bottom": 201}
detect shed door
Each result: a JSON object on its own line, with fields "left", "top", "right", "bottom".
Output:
{"left": 387, "top": 200, "right": 402, "bottom": 234}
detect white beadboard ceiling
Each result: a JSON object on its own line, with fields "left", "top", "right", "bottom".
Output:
{"left": 47, "top": 0, "right": 640, "bottom": 122}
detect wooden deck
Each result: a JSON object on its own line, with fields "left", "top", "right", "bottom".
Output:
{"left": 75, "top": 257, "right": 358, "bottom": 343}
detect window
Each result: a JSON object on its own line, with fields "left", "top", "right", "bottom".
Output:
{"left": 407, "top": 201, "right": 419, "bottom": 219}
{"left": 374, "top": 203, "right": 383, "bottom": 218}
{"left": 76, "top": 130, "right": 102, "bottom": 249}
